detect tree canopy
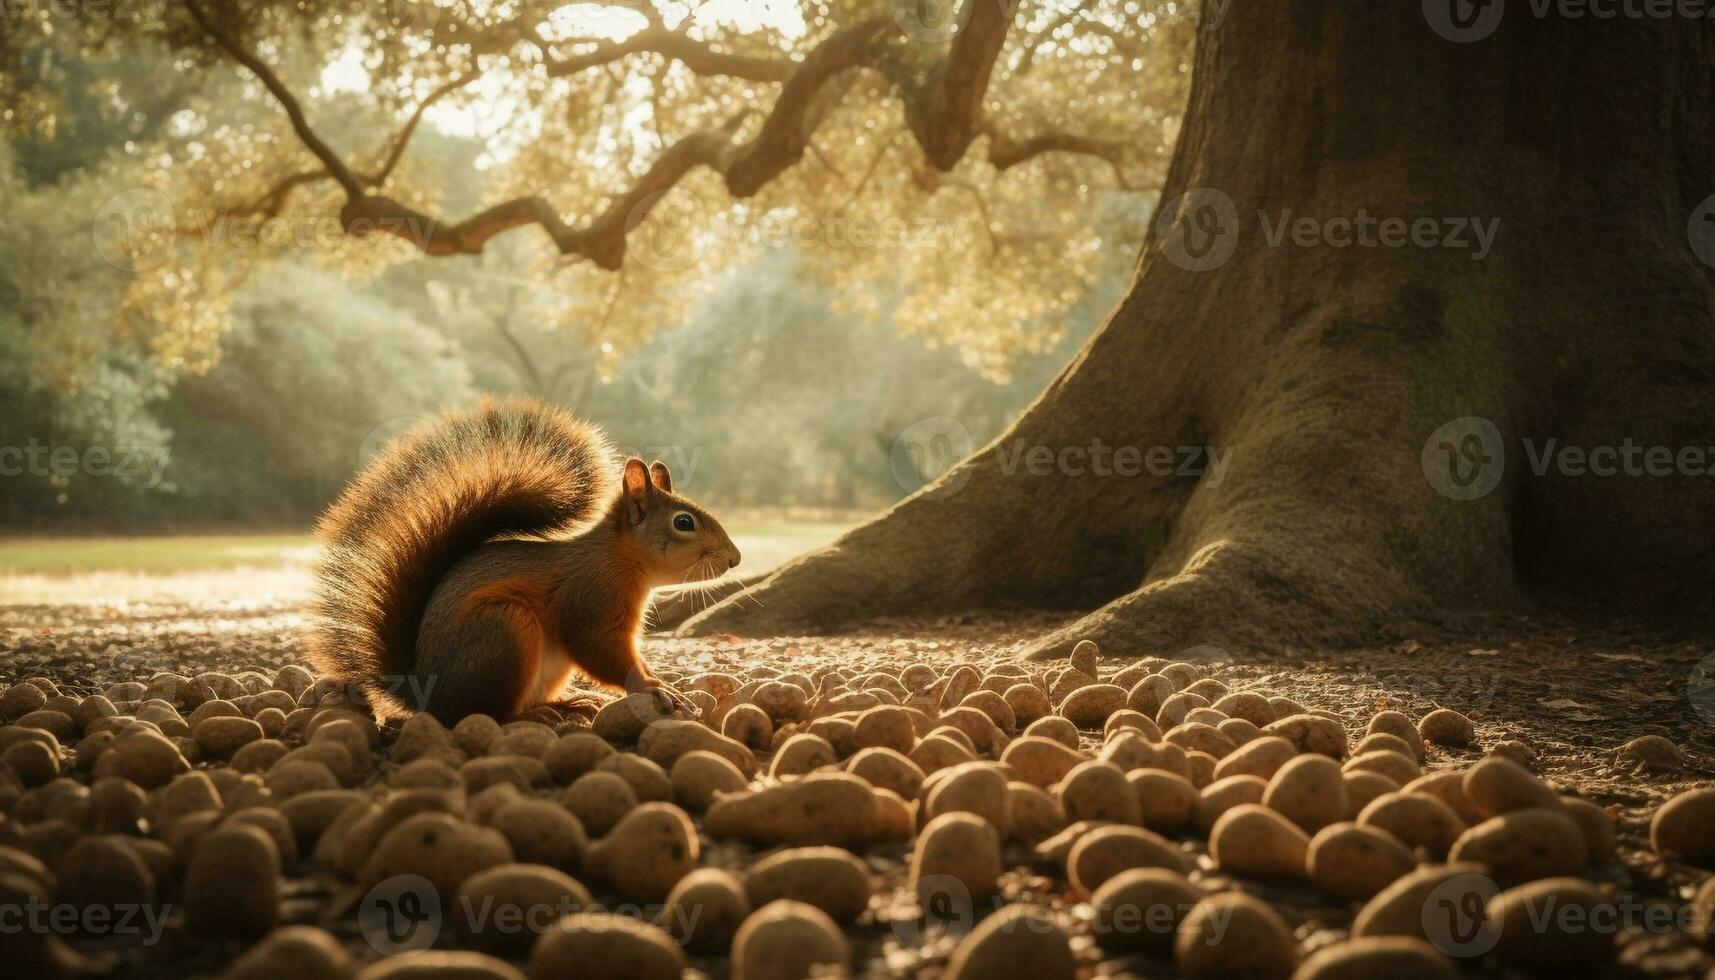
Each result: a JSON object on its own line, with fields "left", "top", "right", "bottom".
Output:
{"left": 4, "top": 0, "right": 1192, "bottom": 374}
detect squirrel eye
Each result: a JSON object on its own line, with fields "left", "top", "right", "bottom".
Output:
{"left": 673, "top": 512, "right": 696, "bottom": 532}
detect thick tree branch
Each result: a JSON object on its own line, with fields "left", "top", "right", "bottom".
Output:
{"left": 981, "top": 120, "right": 1128, "bottom": 176}
{"left": 546, "top": 27, "right": 793, "bottom": 82}
{"left": 911, "top": 0, "right": 1017, "bottom": 169}
{"left": 236, "top": 75, "right": 477, "bottom": 219}
{"left": 182, "top": 0, "right": 361, "bottom": 198}
{"left": 186, "top": 0, "right": 1124, "bottom": 269}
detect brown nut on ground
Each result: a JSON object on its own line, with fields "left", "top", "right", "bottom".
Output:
{"left": 1175, "top": 892, "right": 1296, "bottom": 979}
{"left": 746, "top": 846, "right": 873, "bottom": 922}
{"left": 730, "top": 900, "right": 849, "bottom": 980}
{"left": 585, "top": 802, "right": 698, "bottom": 902}
{"left": 1210, "top": 803, "right": 1311, "bottom": 880}
{"left": 943, "top": 904, "right": 1076, "bottom": 980}
{"left": 1068, "top": 824, "right": 1193, "bottom": 896}
{"left": 1650, "top": 787, "right": 1715, "bottom": 868}
{"left": 1307, "top": 822, "right": 1416, "bottom": 901}
{"left": 1090, "top": 868, "right": 1203, "bottom": 953}
{"left": 527, "top": 912, "right": 685, "bottom": 980}
{"left": 1448, "top": 807, "right": 1587, "bottom": 886}
{"left": 660, "top": 868, "right": 749, "bottom": 955}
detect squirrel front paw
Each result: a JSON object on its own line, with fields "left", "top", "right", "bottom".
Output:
{"left": 631, "top": 680, "right": 697, "bottom": 719}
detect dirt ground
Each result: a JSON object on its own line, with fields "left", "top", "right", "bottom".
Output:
{"left": 1, "top": 595, "right": 1712, "bottom": 978}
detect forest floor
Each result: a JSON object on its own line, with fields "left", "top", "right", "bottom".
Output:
{"left": 3, "top": 524, "right": 1713, "bottom": 978}
{"left": 2, "top": 584, "right": 1712, "bottom": 978}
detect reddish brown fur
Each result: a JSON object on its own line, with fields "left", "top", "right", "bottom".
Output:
{"left": 310, "top": 398, "right": 739, "bottom": 722}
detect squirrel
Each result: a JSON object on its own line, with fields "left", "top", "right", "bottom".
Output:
{"left": 307, "top": 397, "right": 741, "bottom": 723}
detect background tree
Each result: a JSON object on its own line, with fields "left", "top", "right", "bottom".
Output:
{"left": 0, "top": 0, "right": 1172, "bottom": 527}
{"left": 12, "top": 1, "right": 1707, "bottom": 655}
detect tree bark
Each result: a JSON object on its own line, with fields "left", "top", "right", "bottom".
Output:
{"left": 676, "top": 2, "right": 1715, "bottom": 655}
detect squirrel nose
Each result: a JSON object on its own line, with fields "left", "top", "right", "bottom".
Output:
{"left": 727, "top": 549, "right": 741, "bottom": 570}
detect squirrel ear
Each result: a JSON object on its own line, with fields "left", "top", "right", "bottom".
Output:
{"left": 622, "top": 458, "right": 650, "bottom": 500}
{"left": 649, "top": 460, "right": 672, "bottom": 493}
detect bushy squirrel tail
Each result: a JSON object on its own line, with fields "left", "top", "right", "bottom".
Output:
{"left": 308, "top": 397, "right": 616, "bottom": 700}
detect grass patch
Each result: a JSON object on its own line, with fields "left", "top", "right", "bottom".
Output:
{"left": 0, "top": 534, "right": 320, "bottom": 575}
{"left": 0, "top": 519, "right": 855, "bottom": 595}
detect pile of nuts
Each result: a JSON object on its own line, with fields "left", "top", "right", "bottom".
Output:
{"left": 0, "top": 638, "right": 1711, "bottom": 978}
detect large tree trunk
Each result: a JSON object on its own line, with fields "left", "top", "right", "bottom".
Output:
{"left": 677, "top": 2, "right": 1715, "bottom": 656}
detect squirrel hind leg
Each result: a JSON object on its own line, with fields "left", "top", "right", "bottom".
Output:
{"left": 414, "top": 602, "right": 543, "bottom": 724}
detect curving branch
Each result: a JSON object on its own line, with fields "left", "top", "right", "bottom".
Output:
{"left": 184, "top": 0, "right": 1128, "bottom": 269}
{"left": 981, "top": 120, "right": 1131, "bottom": 186}
{"left": 910, "top": 0, "right": 1016, "bottom": 169}
{"left": 182, "top": 0, "right": 360, "bottom": 197}
{"left": 547, "top": 27, "right": 794, "bottom": 82}
{"left": 235, "top": 75, "right": 478, "bottom": 220}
